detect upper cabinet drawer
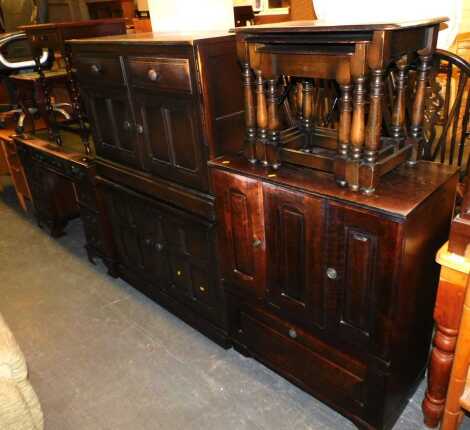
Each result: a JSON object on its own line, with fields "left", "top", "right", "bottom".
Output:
{"left": 73, "top": 54, "right": 123, "bottom": 86}
{"left": 127, "top": 57, "right": 192, "bottom": 94}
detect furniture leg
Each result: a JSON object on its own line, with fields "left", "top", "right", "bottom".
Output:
{"left": 423, "top": 259, "right": 469, "bottom": 427}
{"left": 440, "top": 275, "right": 470, "bottom": 429}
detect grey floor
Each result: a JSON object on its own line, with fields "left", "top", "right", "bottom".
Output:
{"left": 1, "top": 179, "right": 469, "bottom": 430}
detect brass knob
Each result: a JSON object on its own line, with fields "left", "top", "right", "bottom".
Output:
{"left": 136, "top": 124, "right": 144, "bottom": 135}
{"left": 90, "top": 64, "right": 102, "bottom": 74}
{"left": 326, "top": 267, "right": 338, "bottom": 280}
{"left": 253, "top": 239, "right": 262, "bottom": 248}
{"left": 176, "top": 270, "right": 182, "bottom": 277}
{"left": 288, "top": 328, "right": 297, "bottom": 339}
{"left": 199, "top": 286, "right": 206, "bottom": 292}
{"left": 155, "top": 242, "right": 164, "bottom": 252}
{"left": 148, "top": 68, "right": 160, "bottom": 81}
{"left": 123, "top": 121, "right": 132, "bottom": 131}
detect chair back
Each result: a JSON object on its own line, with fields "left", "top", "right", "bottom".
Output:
{"left": 422, "top": 49, "right": 470, "bottom": 181}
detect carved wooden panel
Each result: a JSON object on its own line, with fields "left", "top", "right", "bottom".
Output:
{"left": 134, "top": 92, "right": 208, "bottom": 191}
{"left": 327, "top": 202, "right": 401, "bottom": 350}
{"left": 212, "top": 168, "right": 266, "bottom": 299}
{"left": 264, "top": 183, "right": 326, "bottom": 329}
{"left": 82, "top": 86, "right": 142, "bottom": 169}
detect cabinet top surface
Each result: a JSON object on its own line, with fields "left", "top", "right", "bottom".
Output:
{"left": 68, "top": 31, "right": 234, "bottom": 46}
{"left": 19, "top": 18, "right": 126, "bottom": 32}
{"left": 210, "top": 155, "right": 458, "bottom": 219}
{"left": 235, "top": 17, "right": 447, "bottom": 34}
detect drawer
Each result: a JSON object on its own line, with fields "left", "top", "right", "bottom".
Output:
{"left": 238, "top": 310, "right": 367, "bottom": 408}
{"left": 73, "top": 54, "right": 123, "bottom": 86}
{"left": 127, "top": 57, "right": 192, "bottom": 94}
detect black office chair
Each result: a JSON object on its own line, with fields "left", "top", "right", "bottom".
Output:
{"left": 0, "top": 0, "right": 71, "bottom": 131}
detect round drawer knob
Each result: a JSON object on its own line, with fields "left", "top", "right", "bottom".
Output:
{"left": 123, "top": 121, "right": 132, "bottom": 131}
{"left": 326, "top": 267, "right": 338, "bottom": 280}
{"left": 288, "top": 328, "right": 297, "bottom": 339}
{"left": 155, "top": 243, "right": 164, "bottom": 252}
{"left": 147, "top": 68, "right": 160, "bottom": 82}
{"left": 136, "top": 124, "right": 144, "bottom": 135}
{"left": 90, "top": 64, "right": 102, "bottom": 74}
{"left": 199, "top": 286, "right": 206, "bottom": 293}
{"left": 253, "top": 239, "right": 262, "bottom": 248}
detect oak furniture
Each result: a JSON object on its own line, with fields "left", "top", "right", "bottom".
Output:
{"left": 18, "top": 18, "right": 127, "bottom": 150}
{"left": 235, "top": 18, "right": 446, "bottom": 194}
{"left": 14, "top": 131, "right": 110, "bottom": 266}
{"left": 0, "top": 130, "right": 31, "bottom": 212}
{"left": 67, "top": 32, "right": 244, "bottom": 346}
{"left": 422, "top": 243, "right": 470, "bottom": 428}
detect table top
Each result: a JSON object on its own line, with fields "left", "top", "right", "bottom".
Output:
{"left": 235, "top": 17, "right": 448, "bottom": 34}
{"left": 19, "top": 18, "right": 126, "bottom": 32}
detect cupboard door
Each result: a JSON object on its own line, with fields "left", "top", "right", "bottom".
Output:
{"left": 264, "top": 183, "right": 327, "bottom": 329}
{"left": 133, "top": 92, "right": 208, "bottom": 191}
{"left": 82, "top": 87, "right": 143, "bottom": 170}
{"left": 212, "top": 169, "right": 266, "bottom": 299}
{"left": 327, "top": 203, "right": 401, "bottom": 349}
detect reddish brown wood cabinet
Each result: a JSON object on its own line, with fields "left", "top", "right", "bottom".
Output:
{"left": 210, "top": 157, "right": 458, "bottom": 430}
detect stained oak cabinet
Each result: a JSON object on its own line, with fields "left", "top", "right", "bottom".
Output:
{"left": 210, "top": 158, "right": 457, "bottom": 430}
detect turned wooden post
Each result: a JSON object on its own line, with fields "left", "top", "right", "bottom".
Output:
{"left": 335, "top": 83, "right": 352, "bottom": 187}
{"left": 410, "top": 51, "right": 432, "bottom": 163}
{"left": 391, "top": 55, "right": 408, "bottom": 143}
{"left": 347, "top": 74, "right": 366, "bottom": 191}
{"left": 422, "top": 245, "right": 470, "bottom": 428}
{"left": 296, "top": 81, "right": 303, "bottom": 120}
{"left": 266, "top": 78, "right": 281, "bottom": 169}
{"left": 302, "top": 79, "right": 313, "bottom": 148}
{"left": 242, "top": 62, "right": 257, "bottom": 163}
{"left": 255, "top": 70, "right": 268, "bottom": 166}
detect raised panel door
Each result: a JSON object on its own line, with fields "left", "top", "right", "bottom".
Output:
{"left": 134, "top": 92, "right": 208, "bottom": 191}
{"left": 82, "top": 87, "right": 143, "bottom": 170}
{"left": 263, "top": 183, "right": 327, "bottom": 329}
{"left": 212, "top": 168, "right": 266, "bottom": 299}
{"left": 327, "top": 203, "right": 402, "bottom": 351}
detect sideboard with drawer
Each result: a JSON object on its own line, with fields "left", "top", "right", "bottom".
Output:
{"left": 68, "top": 33, "right": 244, "bottom": 346}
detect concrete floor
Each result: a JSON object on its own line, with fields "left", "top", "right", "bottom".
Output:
{"left": 1, "top": 179, "right": 469, "bottom": 430}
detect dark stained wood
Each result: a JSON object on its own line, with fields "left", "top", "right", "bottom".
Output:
{"left": 212, "top": 154, "right": 457, "bottom": 430}
{"left": 235, "top": 18, "right": 445, "bottom": 194}
{"left": 67, "top": 33, "right": 244, "bottom": 345}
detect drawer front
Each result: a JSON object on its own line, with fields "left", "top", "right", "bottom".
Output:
{"left": 127, "top": 57, "right": 192, "bottom": 94}
{"left": 73, "top": 54, "right": 124, "bottom": 86}
{"left": 238, "top": 310, "right": 367, "bottom": 408}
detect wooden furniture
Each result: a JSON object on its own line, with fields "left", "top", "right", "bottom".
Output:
{"left": 440, "top": 262, "right": 470, "bottom": 430}
{"left": 67, "top": 32, "right": 244, "bottom": 346}
{"left": 289, "top": 0, "right": 316, "bottom": 20}
{"left": 0, "top": 130, "right": 31, "bottom": 212}
{"left": 132, "top": 18, "right": 151, "bottom": 33}
{"left": 234, "top": 6, "right": 255, "bottom": 27}
{"left": 422, "top": 243, "right": 470, "bottom": 428}
{"left": 210, "top": 154, "right": 457, "bottom": 430}
{"left": 18, "top": 18, "right": 127, "bottom": 150}
{"left": 235, "top": 18, "right": 446, "bottom": 194}
{"left": 14, "top": 131, "right": 111, "bottom": 266}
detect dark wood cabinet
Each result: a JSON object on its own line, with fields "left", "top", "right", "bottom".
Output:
{"left": 68, "top": 33, "right": 244, "bottom": 346}
{"left": 211, "top": 156, "right": 458, "bottom": 430}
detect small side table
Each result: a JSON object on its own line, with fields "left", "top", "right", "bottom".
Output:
{"left": 422, "top": 242, "right": 470, "bottom": 427}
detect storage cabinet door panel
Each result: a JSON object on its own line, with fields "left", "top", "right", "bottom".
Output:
{"left": 134, "top": 92, "right": 208, "bottom": 191}
{"left": 327, "top": 203, "right": 401, "bottom": 351}
{"left": 264, "top": 183, "right": 327, "bottom": 329}
{"left": 212, "top": 169, "right": 266, "bottom": 299}
{"left": 82, "top": 87, "right": 142, "bottom": 169}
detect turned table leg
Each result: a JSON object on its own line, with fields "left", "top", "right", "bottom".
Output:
{"left": 422, "top": 248, "right": 469, "bottom": 428}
